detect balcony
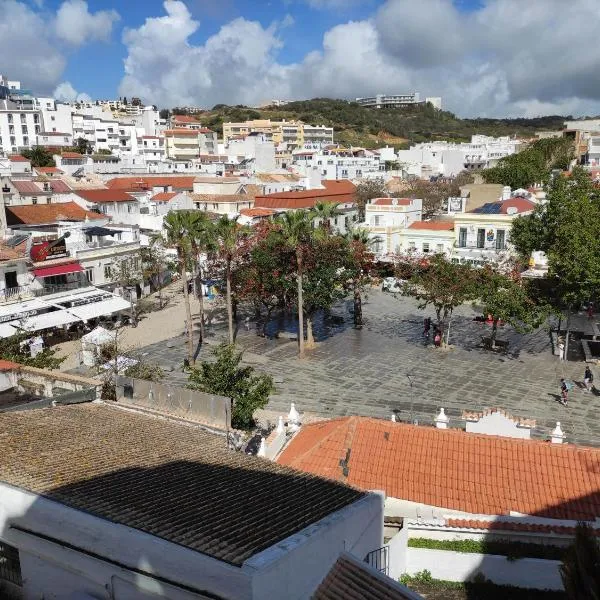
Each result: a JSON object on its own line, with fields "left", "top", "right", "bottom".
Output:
{"left": 0, "top": 285, "right": 35, "bottom": 305}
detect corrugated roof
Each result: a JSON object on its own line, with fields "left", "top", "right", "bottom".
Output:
{"left": 278, "top": 416, "right": 600, "bottom": 520}
{"left": 0, "top": 404, "right": 365, "bottom": 566}
{"left": 7, "top": 202, "right": 104, "bottom": 225}
{"left": 76, "top": 189, "right": 136, "bottom": 204}
{"left": 313, "top": 553, "right": 422, "bottom": 600}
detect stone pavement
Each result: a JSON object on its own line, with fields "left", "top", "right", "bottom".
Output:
{"left": 137, "top": 289, "right": 600, "bottom": 447}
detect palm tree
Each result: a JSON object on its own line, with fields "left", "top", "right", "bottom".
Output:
{"left": 164, "top": 210, "right": 198, "bottom": 365}
{"left": 188, "top": 212, "right": 215, "bottom": 345}
{"left": 311, "top": 201, "right": 339, "bottom": 232}
{"left": 279, "top": 210, "right": 313, "bottom": 358}
{"left": 213, "top": 215, "right": 249, "bottom": 344}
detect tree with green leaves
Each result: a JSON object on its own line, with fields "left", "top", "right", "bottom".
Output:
{"left": 354, "top": 178, "right": 387, "bottom": 220}
{"left": 560, "top": 522, "right": 600, "bottom": 600}
{"left": 311, "top": 201, "right": 339, "bottom": 232}
{"left": 0, "top": 331, "right": 64, "bottom": 370}
{"left": 343, "top": 228, "right": 378, "bottom": 328}
{"left": 476, "top": 269, "right": 550, "bottom": 347}
{"left": 71, "top": 137, "right": 93, "bottom": 155}
{"left": 141, "top": 235, "right": 167, "bottom": 309}
{"left": 164, "top": 210, "right": 199, "bottom": 365}
{"left": 187, "top": 343, "right": 273, "bottom": 429}
{"left": 403, "top": 254, "right": 478, "bottom": 345}
{"left": 20, "top": 146, "right": 55, "bottom": 167}
{"left": 212, "top": 215, "right": 250, "bottom": 344}
{"left": 279, "top": 211, "right": 314, "bottom": 358}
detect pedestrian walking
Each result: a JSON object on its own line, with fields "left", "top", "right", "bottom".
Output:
{"left": 245, "top": 316, "right": 251, "bottom": 331}
{"left": 560, "top": 378, "right": 569, "bottom": 406}
{"left": 434, "top": 329, "right": 442, "bottom": 348}
{"left": 584, "top": 366, "right": 594, "bottom": 392}
{"left": 558, "top": 340, "right": 565, "bottom": 361}
{"left": 588, "top": 303, "right": 595, "bottom": 320}
{"left": 423, "top": 317, "right": 431, "bottom": 337}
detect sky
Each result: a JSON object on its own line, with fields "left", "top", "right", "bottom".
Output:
{"left": 2, "top": 0, "right": 600, "bottom": 118}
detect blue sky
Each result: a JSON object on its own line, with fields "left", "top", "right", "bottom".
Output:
{"left": 4, "top": 0, "right": 600, "bottom": 117}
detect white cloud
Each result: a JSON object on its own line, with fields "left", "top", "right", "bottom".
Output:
{"left": 119, "top": 0, "right": 600, "bottom": 116}
{"left": 53, "top": 81, "right": 91, "bottom": 102}
{"left": 54, "top": 0, "right": 119, "bottom": 46}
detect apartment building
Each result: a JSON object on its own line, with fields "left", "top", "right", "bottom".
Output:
{"left": 356, "top": 93, "right": 442, "bottom": 110}
{"left": 294, "top": 147, "right": 384, "bottom": 180}
{"left": 164, "top": 128, "right": 217, "bottom": 160}
{"left": 223, "top": 119, "right": 333, "bottom": 149}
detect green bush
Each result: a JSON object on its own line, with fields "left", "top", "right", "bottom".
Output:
{"left": 408, "top": 537, "right": 565, "bottom": 561}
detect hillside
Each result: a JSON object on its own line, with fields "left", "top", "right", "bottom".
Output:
{"left": 190, "top": 99, "right": 568, "bottom": 149}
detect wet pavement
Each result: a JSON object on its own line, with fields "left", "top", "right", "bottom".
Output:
{"left": 137, "top": 289, "right": 600, "bottom": 447}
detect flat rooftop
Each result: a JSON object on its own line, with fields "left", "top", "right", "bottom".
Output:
{"left": 0, "top": 403, "right": 364, "bottom": 566}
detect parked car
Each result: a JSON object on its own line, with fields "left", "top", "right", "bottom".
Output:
{"left": 382, "top": 277, "right": 406, "bottom": 293}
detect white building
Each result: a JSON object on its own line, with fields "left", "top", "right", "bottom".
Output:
{"left": 295, "top": 147, "right": 384, "bottom": 180}
{"left": 0, "top": 402, "right": 384, "bottom": 600}
{"left": 356, "top": 93, "right": 442, "bottom": 110}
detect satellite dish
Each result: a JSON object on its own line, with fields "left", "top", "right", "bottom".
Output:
{"left": 506, "top": 207, "right": 518, "bottom": 215}
{"left": 391, "top": 198, "right": 398, "bottom": 206}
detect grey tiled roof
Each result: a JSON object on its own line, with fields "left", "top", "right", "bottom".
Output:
{"left": 0, "top": 404, "right": 364, "bottom": 566}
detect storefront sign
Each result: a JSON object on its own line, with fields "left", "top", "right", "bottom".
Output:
{"left": 0, "top": 309, "right": 39, "bottom": 323}
{"left": 30, "top": 239, "right": 68, "bottom": 262}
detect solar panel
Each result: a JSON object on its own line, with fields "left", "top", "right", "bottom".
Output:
{"left": 474, "top": 202, "right": 501, "bottom": 214}
{"left": 5, "top": 234, "right": 29, "bottom": 248}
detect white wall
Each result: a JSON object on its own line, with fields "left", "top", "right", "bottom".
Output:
{"left": 405, "top": 548, "right": 563, "bottom": 591}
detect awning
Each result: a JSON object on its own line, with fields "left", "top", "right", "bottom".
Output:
{"left": 15, "top": 310, "right": 80, "bottom": 332}
{"left": 0, "top": 323, "right": 18, "bottom": 338}
{"left": 83, "top": 226, "right": 123, "bottom": 237}
{"left": 67, "top": 296, "right": 131, "bottom": 321}
{"left": 33, "top": 262, "right": 83, "bottom": 278}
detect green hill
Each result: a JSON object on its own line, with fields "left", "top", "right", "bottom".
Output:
{"left": 191, "top": 98, "right": 567, "bottom": 149}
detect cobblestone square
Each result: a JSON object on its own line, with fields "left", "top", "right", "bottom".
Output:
{"left": 138, "top": 289, "right": 598, "bottom": 446}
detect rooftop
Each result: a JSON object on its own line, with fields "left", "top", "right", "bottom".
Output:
{"left": 106, "top": 176, "right": 197, "bottom": 191}
{"left": 408, "top": 221, "right": 454, "bottom": 231}
{"left": 0, "top": 404, "right": 364, "bottom": 566}
{"left": 35, "top": 167, "right": 63, "bottom": 175}
{"left": 239, "top": 207, "right": 277, "bottom": 217}
{"left": 313, "top": 553, "right": 421, "bottom": 600}
{"left": 191, "top": 193, "right": 251, "bottom": 204}
{"left": 7, "top": 202, "right": 105, "bottom": 225}
{"left": 471, "top": 197, "right": 536, "bottom": 215}
{"left": 371, "top": 198, "right": 412, "bottom": 207}
{"left": 8, "top": 154, "right": 29, "bottom": 162}
{"left": 278, "top": 416, "right": 600, "bottom": 520}
{"left": 151, "top": 191, "right": 178, "bottom": 202}
{"left": 254, "top": 180, "right": 356, "bottom": 210}
{"left": 76, "top": 189, "right": 136, "bottom": 204}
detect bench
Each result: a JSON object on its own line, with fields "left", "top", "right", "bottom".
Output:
{"left": 481, "top": 336, "right": 509, "bottom": 352}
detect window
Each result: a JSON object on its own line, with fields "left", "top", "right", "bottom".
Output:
{"left": 345, "top": 216, "right": 349, "bottom": 228}
{"left": 85, "top": 267, "right": 94, "bottom": 283}
{"left": 104, "top": 265, "right": 112, "bottom": 280}
{"left": 35, "top": 125, "right": 40, "bottom": 134}
{"left": 436, "top": 243, "right": 444, "bottom": 252}
{"left": 7, "top": 114, "right": 12, "bottom": 123}
{"left": 371, "top": 215, "right": 381, "bottom": 226}
{"left": 496, "top": 229, "right": 506, "bottom": 250}
{"left": 32, "top": 197, "right": 37, "bottom": 205}
{"left": 477, "top": 228, "right": 485, "bottom": 249}
{"left": 9, "top": 125, "right": 14, "bottom": 135}
{"left": 127, "top": 204, "right": 133, "bottom": 213}
{"left": 408, "top": 242, "right": 416, "bottom": 251}
{"left": 46, "top": 197, "right": 51, "bottom": 204}
{"left": 21, "top": 125, "right": 28, "bottom": 135}
{"left": 341, "top": 169, "right": 348, "bottom": 177}
{"left": 23, "top": 136, "right": 28, "bottom": 146}
{"left": 51, "top": 115, "right": 55, "bottom": 121}
{"left": 20, "top": 114, "right": 26, "bottom": 123}
{"left": 422, "top": 242, "right": 430, "bottom": 253}
{"left": 34, "top": 114, "right": 39, "bottom": 124}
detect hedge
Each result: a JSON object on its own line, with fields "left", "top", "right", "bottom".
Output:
{"left": 407, "top": 537, "right": 565, "bottom": 561}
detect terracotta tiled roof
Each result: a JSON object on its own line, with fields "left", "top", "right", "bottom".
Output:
{"left": 190, "top": 193, "right": 253, "bottom": 204}
{"left": 0, "top": 240, "right": 27, "bottom": 261}
{"left": 164, "top": 128, "right": 199, "bottom": 137}
{"left": 76, "top": 189, "right": 136, "bottom": 204}
{"left": 408, "top": 221, "right": 454, "bottom": 231}
{"left": 194, "top": 177, "right": 240, "bottom": 184}
{"left": 239, "top": 207, "right": 276, "bottom": 217}
{"left": 0, "top": 404, "right": 365, "bottom": 566}
{"left": 106, "top": 176, "right": 197, "bottom": 191}
{"left": 7, "top": 202, "right": 104, "bottom": 225}
{"left": 0, "top": 359, "right": 21, "bottom": 371}
{"left": 61, "top": 152, "right": 84, "bottom": 159}
{"left": 151, "top": 192, "right": 178, "bottom": 202}
{"left": 241, "top": 184, "right": 264, "bottom": 197}
{"left": 35, "top": 167, "right": 62, "bottom": 174}
{"left": 256, "top": 173, "right": 301, "bottom": 183}
{"left": 313, "top": 553, "right": 422, "bottom": 600}
{"left": 172, "top": 115, "right": 198, "bottom": 123}
{"left": 11, "top": 180, "right": 46, "bottom": 195}
{"left": 254, "top": 181, "right": 356, "bottom": 210}
{"left": 372, "top": 198, "right": 411, "bottom": 206}
{"left": 48, "top": 180, "right": 72, "bottom": 193}
{"left": 443, "top": 518, "right": 600, "bottom": 536}
{"left": 278, "top": 416, "right": 600, "bottom": 520}
{"left": 8, "top": 155, "right": 29, "bottom": 162}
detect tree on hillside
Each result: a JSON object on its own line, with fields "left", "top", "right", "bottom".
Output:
{"left": 354, "top": 178, "right": 387, "bottom": 220}
{"left": 403, "top": 255, "right": 478, "bottom": 345}
{"left": 188, "top": 343, "right": 273, "bottom": 430}
{"left": 560, "top": 522, "right": 600, "bottom": 600}
{"left": 20, "top": 146, "right": 55, "bottom": 167}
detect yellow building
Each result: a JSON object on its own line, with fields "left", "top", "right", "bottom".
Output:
{"left": 223, "top": 120, "right": 332, "bottom": 149}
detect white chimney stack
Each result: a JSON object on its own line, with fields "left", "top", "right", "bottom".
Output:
{"left": 551, "top": 422, "right": 565, "bottom": 444}
{"left": 288, "top": 402, "right": 300, "bottom": 432}
{"left": 435, "top": 408, "right": 449, "bottom": 429}
{"left": 502, "top": 185, "right": 511, "bottom": 201}
{"left": 257, "top": 437, "right": 267, "bottom": 457}
{"left": 276, "top": 415, "right": 285, "bottom": 434}
{"left": 391, "top": 414, "right": 397, "bottom": 422}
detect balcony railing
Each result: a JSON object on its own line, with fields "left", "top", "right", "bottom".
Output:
{"left": 0, "top": 285, "right": 34, "bottom": 304}
{"left": 364, "top": 546, "right": 389, "bottom": 575}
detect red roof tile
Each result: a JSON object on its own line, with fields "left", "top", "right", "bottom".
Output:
{"left": 372, "top": 198, "right": 411, "bottom": 206}
{"left": 172, "top": 115, "right": 198, "bottom": 123}
{"left": 254, "top": 180, "right": 356, "bottom": 210}
{"left": 8, "top": 155, "right": 29, "bottom": 162}
{"left": 76, "top": 189, "right": 136, "bottom": 204}
{"left": 35, "top": 167, "right": 62, "bottom": 174}
{"left": 106, "top": 176, "right": 197, "bottom": 191}
{"left": 0, "top": 360, "right": 21, "bottom": 371}
{"left": 6, "top": 202, "right": 104, "bottom": 225}
{"left": 164, "top": 128, "right": 200, "bottom": 137}
{"left": 61, "top": 152, "right": 84, "bottom": 159}
{"left": 500, "top": 197, "right": 536, "bottom": 214}
{"left": 408, "top": 221, "right": 454, "bottom": 231}
{"left": 48, "top": 180, "right": 72, "bottom": 193}
{"left": 444, "top": 518, "right": 600, "bottom": 536}
{"left": 151, "top": 192, "right": 178, "bottom": 202}
{"left": 11, "top": 180, "right": 44, "bottom": 195}
{"left": 239, "top": 207, "right": 276, "bottom": 217}
{"left": 278, "top": 417, "right": 600, "bottom": 520}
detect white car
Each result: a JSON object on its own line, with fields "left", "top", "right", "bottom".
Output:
{"left": 382, "top": 277, "right": 406, "bottom": 293}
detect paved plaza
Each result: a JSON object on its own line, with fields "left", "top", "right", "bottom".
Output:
{"left": 136, "top": 289, "right": 599, "bottom": 446}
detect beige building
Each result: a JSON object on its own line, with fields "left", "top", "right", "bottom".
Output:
{"left": 223, "top": 119, "right": 333, "bottom": 149}
{"left": 164, "top": 128, "right": 217, "bottom": 160}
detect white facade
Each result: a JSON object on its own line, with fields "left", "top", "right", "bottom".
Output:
{"left": 295, "top": 149, "right": 383, "bottom": 180}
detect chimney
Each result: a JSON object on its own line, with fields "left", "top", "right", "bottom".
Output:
{"left": 257, "top": 437, "right": 267, "bottom": 457}
{"left": 435, "top": 407, "right": 449, "bottom": 429}
{"left": 502, "top": 185, "right": 511, "bottom": 201}
{"left": 276, "top": 415, "right": 285, "bottom": 434}
{"left": 551, "top": 422, "right": 565, "bottom": 444}
{"left": 391, "top": 414, "right": 397, "bottom": 422}
{"left": 288, "top": 402, "right": 300, "bottom": 432}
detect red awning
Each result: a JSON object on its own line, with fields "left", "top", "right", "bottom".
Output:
{"left": 33, "top": 262, "right": 83, "bottom": 277}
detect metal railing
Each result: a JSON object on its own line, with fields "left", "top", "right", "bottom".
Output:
{"left": 0, "top": 542, "right": 22, "bottom": 586}
{"left": 364, "top": 546, "right": 389, "bottom": 575}
{"left": 0, "top": 286, "right": 34, "bottom": 304}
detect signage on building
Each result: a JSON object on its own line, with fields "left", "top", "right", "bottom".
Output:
{"left": 30, "top": 239, "right": 68, "bottom": 262}
{"left": 0, "top": 309, "right": 39, "bottom": 323}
